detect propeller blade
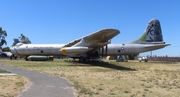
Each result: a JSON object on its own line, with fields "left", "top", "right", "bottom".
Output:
{"left": 102, "top": 47, "right": 104, "bottom": 58}
{"left": 105, "top": 45, "right": 107, "bottom": 56}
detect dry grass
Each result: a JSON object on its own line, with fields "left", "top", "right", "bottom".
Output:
{"left": 0, "top": 75, "right": 29, "bottom": 97}
{"left": 1, "top": 59, "right": 180, "bottom": 97}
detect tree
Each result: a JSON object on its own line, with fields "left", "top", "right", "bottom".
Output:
{"left": 12, "top": 34, "right": 31, "bottom": 46}
{"left": 2, "top": 46, "right": 10, "bottom": 51}
{"left": 0, "top": 27, "right": 7, "bottom": 47}
{"left": 19, "top": 34, "right": 31, "bottom": 44}
{"left": 12, "top": 38, "right": 20, "bottom": 46}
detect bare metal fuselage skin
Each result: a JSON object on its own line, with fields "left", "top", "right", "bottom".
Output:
{"left": 11, "top": 43, "right": 168, "bottom": 57}
{"left": 11, "top": 44, "right": 64, "bottom": 56}
{"left": 98, "top": 43, "right": 169, "bottom": 56}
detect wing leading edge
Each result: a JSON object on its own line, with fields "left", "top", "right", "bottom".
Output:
{"left": 60, "top": 29, "right": 120, "bottom": 55}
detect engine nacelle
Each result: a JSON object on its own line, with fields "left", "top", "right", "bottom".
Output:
{"left": 60, "top": 47, "right": 89, "bottom": 55}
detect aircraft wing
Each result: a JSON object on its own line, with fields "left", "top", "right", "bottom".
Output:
{"left": 63, "top": 29, "right": 120, "bottom": 47}
{"left": 60, "top": 29, "right": 120, "bottom": 55}
{"left": 82, "top": 29, "right": 120, "bottom": 42}
{"left": 62, "top": 38, "right": 81, "bottom": 47}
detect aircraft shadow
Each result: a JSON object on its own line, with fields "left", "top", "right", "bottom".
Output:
{"left": 65, "top": 60, "right": 136, "bottom": 71}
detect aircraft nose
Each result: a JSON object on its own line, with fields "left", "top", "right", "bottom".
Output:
{"left": 10, "top": 47, "right": 15, "bottom": 54}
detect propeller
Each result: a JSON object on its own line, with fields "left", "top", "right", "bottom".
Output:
{"left": 105, "top": 40, "right": 111, "bottom": 57}
{"left": 102, "top": 46, "right": 104, "bottom": 58}
{"left": 105, "top": 45, "right": 107, "bottom": 57}
{"left": 99, "top": 40, "right": 110, "bottom": 58}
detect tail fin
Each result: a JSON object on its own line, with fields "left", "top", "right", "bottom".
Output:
{"left": 133, "top": 19, "right": 164, "bottom": 43}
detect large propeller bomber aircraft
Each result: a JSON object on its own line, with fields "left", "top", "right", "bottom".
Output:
{"left": 10, "top": 19, "right": 170, "bottom": 62}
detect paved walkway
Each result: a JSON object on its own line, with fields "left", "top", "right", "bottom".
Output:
{"left": 0, "top": 65, "right": 76, "bottom": 97}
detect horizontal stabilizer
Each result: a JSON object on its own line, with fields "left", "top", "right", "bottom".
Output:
{"left": 144, "top": 44, "right": 170, "bottom": 48}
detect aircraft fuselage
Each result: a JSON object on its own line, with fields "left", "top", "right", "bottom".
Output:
{"left": 11, "top": 43, "right": 169, "bottom": 57}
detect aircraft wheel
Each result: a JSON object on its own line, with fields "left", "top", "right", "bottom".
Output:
{"left": 79, "top": 57, "right": 84, "bottom": 62}
{"left": 25, "top": 56, "right": 28, "bottom": 61}
{"left": 85, "top": 57, "right": 90, "bottom": 62}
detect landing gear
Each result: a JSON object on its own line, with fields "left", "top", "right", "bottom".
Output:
{"left": 10, "top": 55, "right": 17, "bottom": 60}
{"left": 78, "top": 57, "right": 90, "bottom": 62}
{"left": 85, "top": 57, "right": 90, "bottom": 62}
{"left": 79, "top": 57, "right": 84, "bottom": 62}
{"left": 25, "top": 56, "right": 28, "bottom": 61}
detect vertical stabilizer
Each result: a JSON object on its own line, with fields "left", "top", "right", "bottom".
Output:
{"left": 146, "top": 19, "right": 163, "bottom": 42}
{"left": 133, "top": 19, "right": 163, "bottom": 43}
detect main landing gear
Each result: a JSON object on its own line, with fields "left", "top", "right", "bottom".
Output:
{"left": 78, "top": 57, "right": 90, "bottom": 62}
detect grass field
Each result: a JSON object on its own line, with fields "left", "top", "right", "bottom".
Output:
{"left": 0, "top": 68, "right": 29, "bottom": 97}
{"left": 0, "top": 59, "right": 180, "bottom": 97}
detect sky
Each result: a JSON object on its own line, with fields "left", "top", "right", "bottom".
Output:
{"left": 0, "top": 0, "right": 180, "bottom": 57}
